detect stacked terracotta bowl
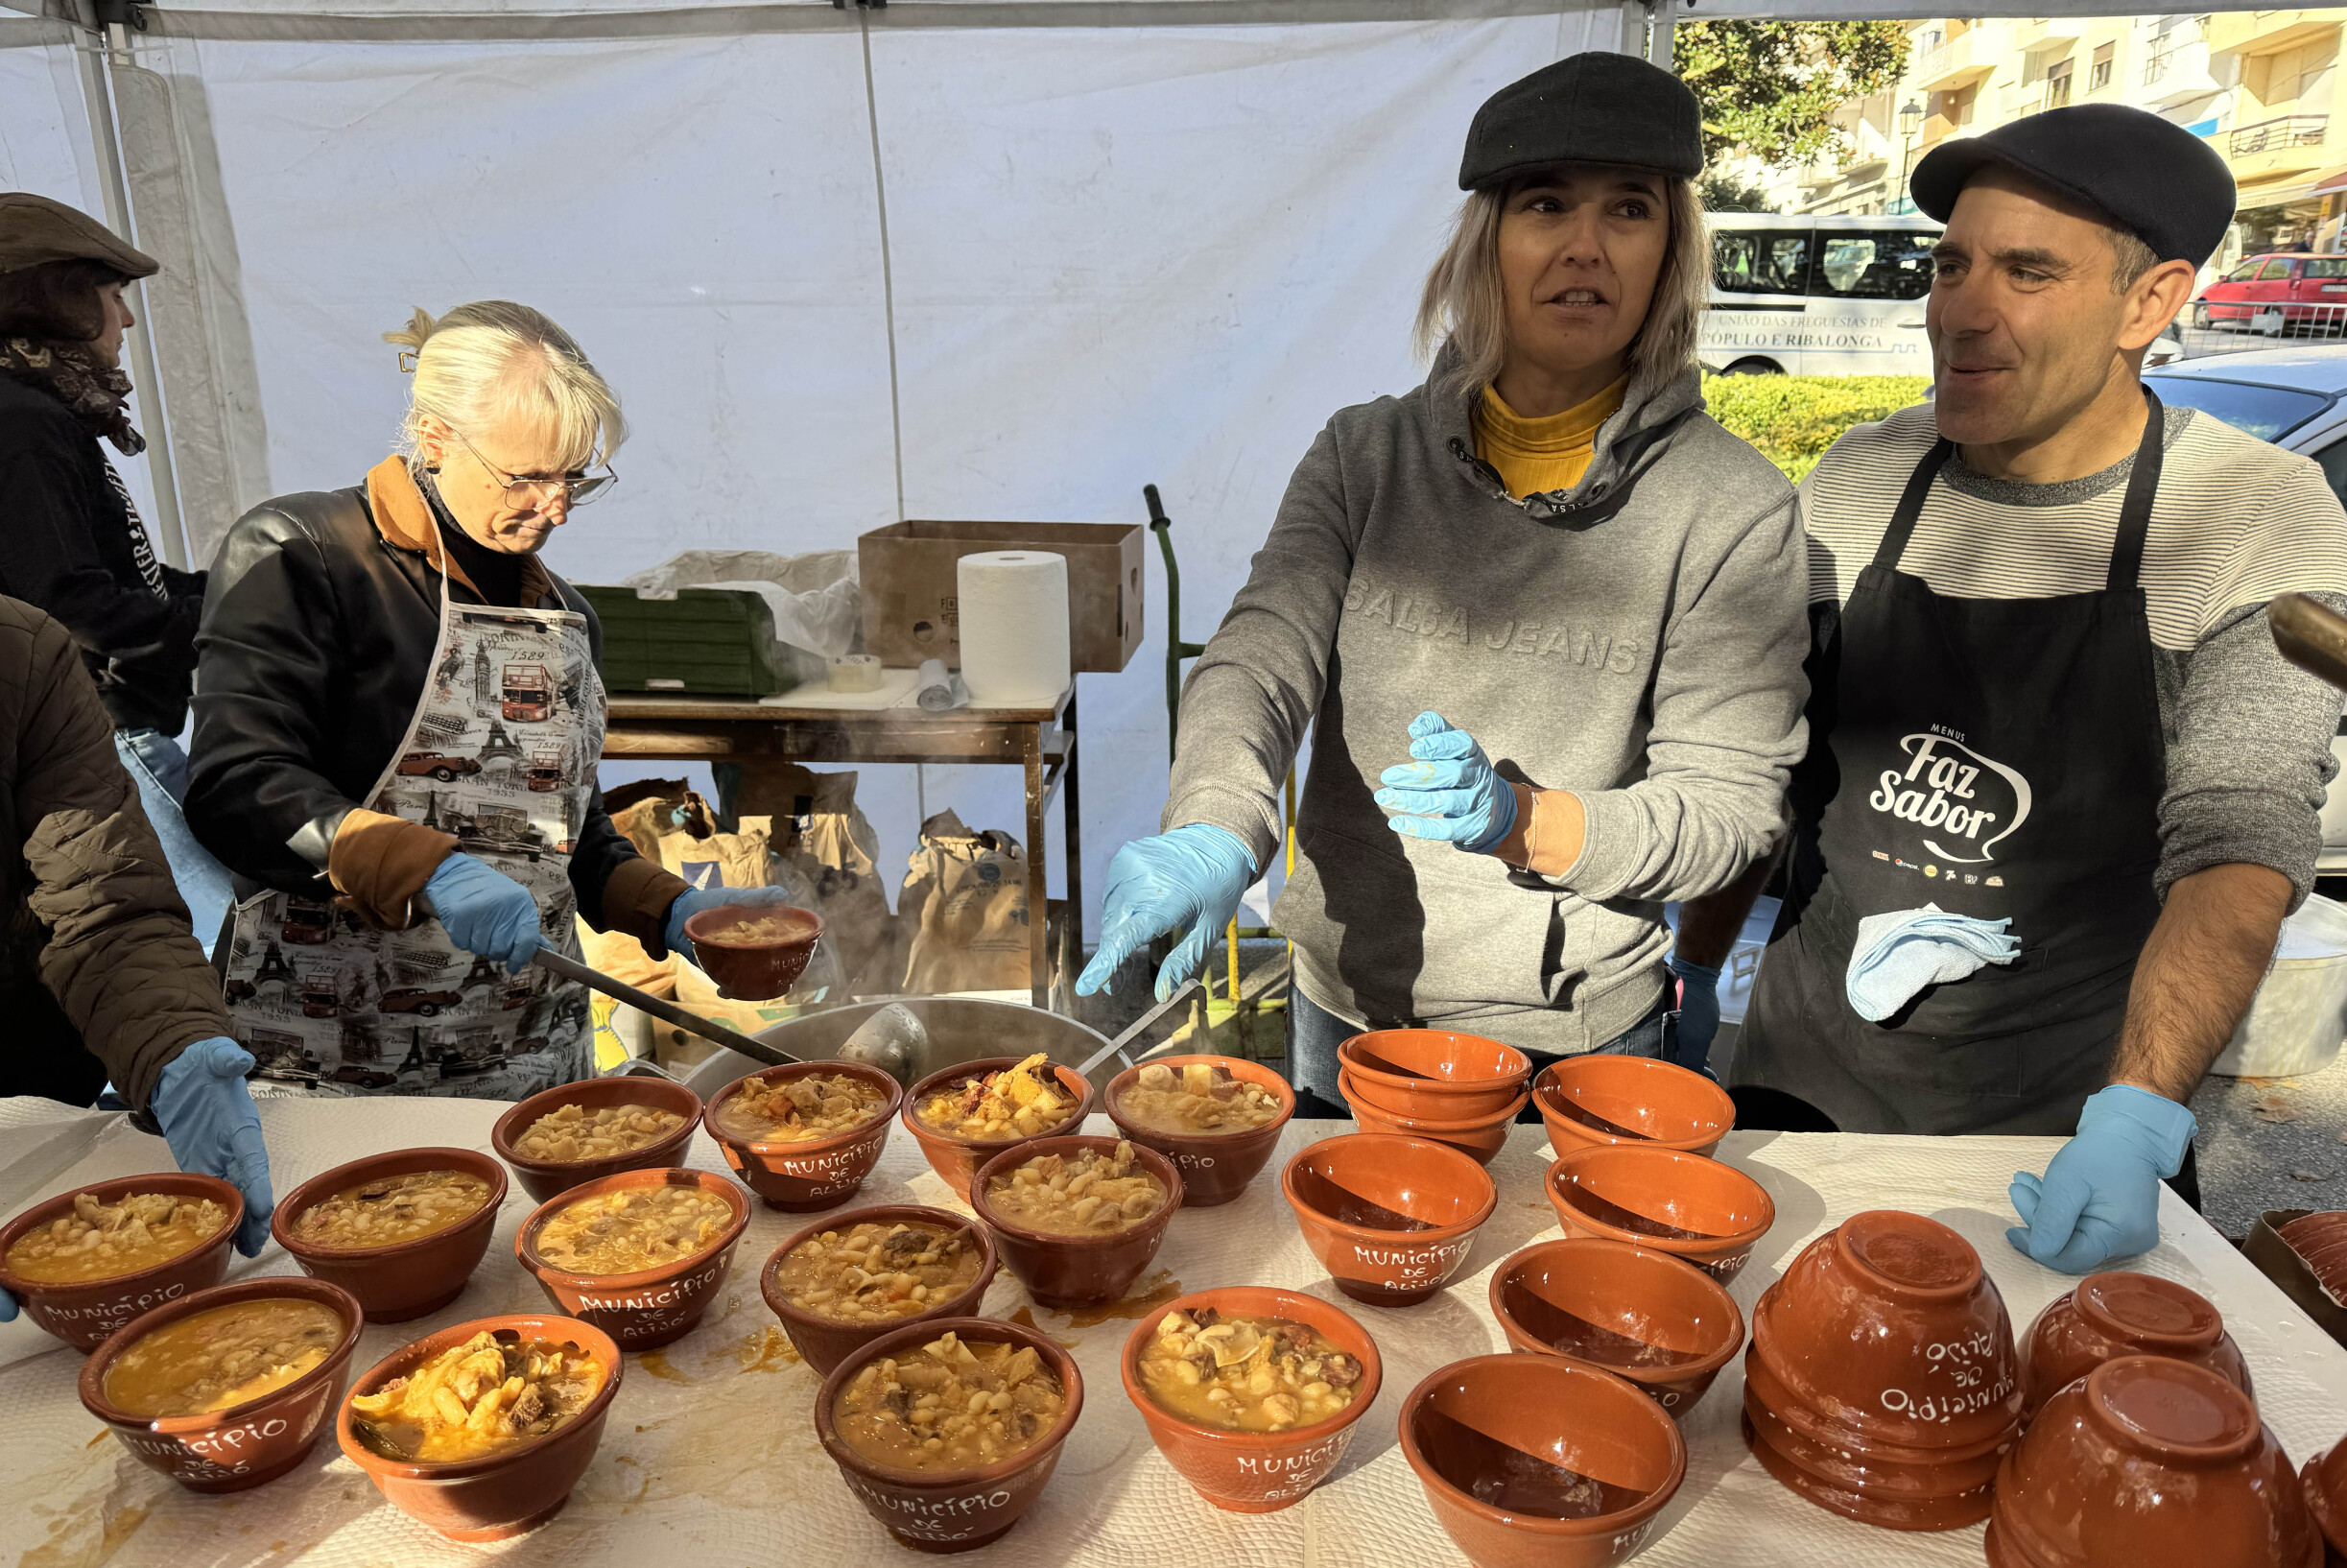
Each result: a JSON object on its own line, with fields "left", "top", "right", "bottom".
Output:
{"left": 2017, "top": 1271, "right": 2251, "bottom": 1419}
{"left": 1741, "top": 1210, "right": 2024, "bottom": 1531}
{"left": 1337, "top": 1030, "right": 1531, "bottom": 1166}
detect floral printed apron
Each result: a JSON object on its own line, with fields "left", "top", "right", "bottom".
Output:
{"left": 221, "top": 571, "right": 601, "bottom": 1098}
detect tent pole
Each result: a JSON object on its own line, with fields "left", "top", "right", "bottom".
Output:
{"left": 74, "top": 9, "right": 189, "bottom": 569}
{"left": 1648, "top": 10, "right": 1674, "bottom": 70}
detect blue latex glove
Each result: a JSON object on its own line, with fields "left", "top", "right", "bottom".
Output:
{"left": 1075, "top": 823, "right": 1255, "bottom": 1001}
{"left": 1665, "top": 954, "right": 1722, "bottom": 1076}
{"left": 424, "top": 852, "right": 543, "bottom": 969}
{"left": 154, "top": 1037, "right": 274, "bottom": 1257}
{"left": 666, "top": 885, "right": 805, "bottom": 963}
{"left": 1375, "top": 711, "right": 1519, "bottom": 852}
{"left": 2007, "top": 1084, "right": 2195, "bottom": 1274}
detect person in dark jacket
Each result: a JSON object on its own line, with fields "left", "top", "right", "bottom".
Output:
{"left": 188, "top": 300, "right": 794, "bottom": 1099}
{"left": 0, "top": 594, "right": 273, "bottom": 1320}
{"left": 0, "top": 193, "right": 231, "bottom": 941}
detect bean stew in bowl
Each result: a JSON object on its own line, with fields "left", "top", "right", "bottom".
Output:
{"left": 491, "top": 1076, "right": 703, "bottom": 1203}
{"left": 763, "top": 1204, "right": 999, "bottom": 1374}
{"left": 273, "top": 1148, "right": 510, "bottom": 1322}
{"left": 516, "top": 1167, "right": 752, "bottom": 1350}
{"left": 1105, "top": 1055, "right": 1296, "bottom": 1207}
{"left": 972, "top": 1135, "right": 1184, "bottom": 1310}
{"left": 900, "top": 1055, "right": 1097, "bottom": 1195}
{"left": 0, "top": 1174, "right": 244, "bottom": 1349}
{"left": 703, "top": 1060, "right": 903, "bottom": 1211}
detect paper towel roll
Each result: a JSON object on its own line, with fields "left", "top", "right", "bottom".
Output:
{"left": 957, "top": 550, "right": 1071, "bottom": 706}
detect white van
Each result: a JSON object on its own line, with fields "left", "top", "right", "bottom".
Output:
{"left": 1701, "top": 213, "right": 1940, "bottom": 377}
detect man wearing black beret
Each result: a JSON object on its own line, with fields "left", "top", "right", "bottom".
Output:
{"left": 1711, "top": 105, "right": 2347, "bottom": 1272}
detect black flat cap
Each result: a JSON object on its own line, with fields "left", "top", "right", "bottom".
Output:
{"left": 0, "top": 192, "right": 157, "bottom": 279}
{"left": 1910, "top": 105, "right": 2236, "bottom": 265}
{"left": 1459, "top": 53, "right": 1703, "bottom": 191}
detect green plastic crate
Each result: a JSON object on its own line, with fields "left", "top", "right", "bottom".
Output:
{"left": 578, "top": 585, "right": 825, "bottom": 698}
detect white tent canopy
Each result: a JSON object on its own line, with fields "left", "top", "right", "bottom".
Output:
{"left": 0, "top": 0, "right": 2233, "bottom": 937}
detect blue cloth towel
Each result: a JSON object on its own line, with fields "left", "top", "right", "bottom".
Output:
{"left": 1845, "top": 903, "right": 2021, "bottom": 1022}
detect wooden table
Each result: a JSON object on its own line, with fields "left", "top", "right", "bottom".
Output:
{"left": 602, "top": 686, "right": 1080, "bottom": 1010}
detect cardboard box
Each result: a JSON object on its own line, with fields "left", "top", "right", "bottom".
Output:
{"left": 858, "top": 520, "right": 1144, "bottom": 674}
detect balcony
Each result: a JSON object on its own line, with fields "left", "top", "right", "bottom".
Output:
{"left": 2208, "top": 10, "right": 2340, "bottom": 59}
{"left": 2140, "top": 36, "right": 2223, "bottom": 107}
{"left": 1913, "top": 27, "right": 1999, "bottom": 93}
{"left": 2218, "top": 112, "right": 2333, "bottom": 185}
{"left": 2010, "top": 17, "right": 2081, "bottom": 54}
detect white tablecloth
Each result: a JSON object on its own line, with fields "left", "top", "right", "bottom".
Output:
{"left": 2, "top": 1097, "right": 2340, "bottom": 1568}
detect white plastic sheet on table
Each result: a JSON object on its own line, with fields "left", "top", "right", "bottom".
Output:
{"left": 3, "top": 1094, "right": 2343, "bottom": 1567}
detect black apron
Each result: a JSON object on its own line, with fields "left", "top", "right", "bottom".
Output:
{"left": 1735, "top": 392, "right": 2169, "bottom": 1135}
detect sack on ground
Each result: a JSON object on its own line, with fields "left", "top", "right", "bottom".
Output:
{"left": 898, "top": 808, "right": 1031, "bottom": 994}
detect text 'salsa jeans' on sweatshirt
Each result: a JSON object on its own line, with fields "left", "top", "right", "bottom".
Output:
{"left": 1165, "top": 345, "right": 1811, "bottom": 1057}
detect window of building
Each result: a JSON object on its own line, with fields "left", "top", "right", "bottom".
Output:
{"left": 2091, "top": 43, "right": 2114, "bottom": 92}
{"left": 1713, "top": 230, "right": 1812, "bottom": 296}
{"left": 2047, "top": 59, "right": 2074, "bottom": 110}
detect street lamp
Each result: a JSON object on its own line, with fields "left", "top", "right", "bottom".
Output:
{"left": 1896, "top": 99, "right": 1926, "bottom": 214}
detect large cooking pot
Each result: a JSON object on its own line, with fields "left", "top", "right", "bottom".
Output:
{"left": 677, "top": 995, "right": 1119, "bottom": 1103}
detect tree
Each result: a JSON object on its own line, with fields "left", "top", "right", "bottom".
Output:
{"left": 1676, "top": 20, "right": 1911, "bottom": 171}
{"left": 1698, "top": 173, "right": 1773, "bottom": 213}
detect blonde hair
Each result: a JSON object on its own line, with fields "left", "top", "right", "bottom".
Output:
{"left": 1413, "top": 174, "right": 1710, "bottom": 406}
{"left": 383, "top": 300, "right": 625, "bottom": 477}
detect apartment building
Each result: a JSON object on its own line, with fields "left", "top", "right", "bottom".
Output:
{"left": 1790, "top": 12, "right": 2347, "bottom": 270}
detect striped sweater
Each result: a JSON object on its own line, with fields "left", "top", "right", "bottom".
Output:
{"left": 1796, "top": 400, "right": 2347, "bottom": 901}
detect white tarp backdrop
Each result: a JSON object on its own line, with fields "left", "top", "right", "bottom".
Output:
{"left": 0, "top": 0, "right": 2224, "bottom": 941}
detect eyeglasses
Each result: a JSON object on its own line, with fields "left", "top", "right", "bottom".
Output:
{"left": 453, "top": 428, "right": 617, "bottom": 507}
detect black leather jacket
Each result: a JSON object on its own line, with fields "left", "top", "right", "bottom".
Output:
{"left": 187, "top": 482, "right": 646, "bottom": 928}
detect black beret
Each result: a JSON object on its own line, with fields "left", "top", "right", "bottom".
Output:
{"left": 1909, "top": 104, "right": 2236, "bottom": 265}
{"left": 1459, "top": 53, "right": 1703, "bottom": 191}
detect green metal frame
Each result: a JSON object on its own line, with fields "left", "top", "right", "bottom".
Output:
{"left": 1146, "top": 484, "right": 1293, "bottom": 1031}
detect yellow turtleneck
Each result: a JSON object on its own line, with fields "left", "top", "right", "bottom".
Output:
{"left": 1474, "top": 376, "right": 1628, "bottom": 500}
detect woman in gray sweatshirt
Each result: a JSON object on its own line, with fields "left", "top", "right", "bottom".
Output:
{"left": 1076, "top": 54, "right": 1811, "bottom": 1116}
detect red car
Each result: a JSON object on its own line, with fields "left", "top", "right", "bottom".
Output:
{"left": 2194, "top": 251, "right": 2347, "bottom": 329}
{"left": 380, "top": 987, "right": 462, "bottom": 1016}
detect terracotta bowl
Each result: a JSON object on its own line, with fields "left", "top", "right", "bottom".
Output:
{"left": 1750, "top": 1209, "right": 2021, "bottom": 1454}
{"left": 2304, "top": 1435, "right": 2347, "bottom": 1566}
{"left": 0, "top": 1173, "right": 243, "bottom": 1350}
{"left": 761, "top": 1204, "right": 1000, "bottom": 1375}
{"left": 515, "top": 1167, "right": 752, "bottom": 1350}
{"left": 490, "top": 1076, "right": 704, "bottom": 1204}
{"left": 1542, "top": 1146, "right": 1774, "bottom": 1283}
{"left": 78, "top": 1276, "right": 364, "bottom": 1492}
{"left": 1103, "top": 1055, "right": 1296, "bottom": 1207}
{"left": 816, "top": 1315, "right": 1085, "bottom": 1554}
{"left": 1742, "top": 1369, "right": 2008, "bottom": 1532}
{"left": 1987, "top": 1357, "right": 2323, "bottom": 1568}
{"left": 1281, "top": 1134, "right": 1498, "bottom": 1307}
{"left": 1336, "top": 1029, "right": 1532, "bottom": 1121}
{"left": 899, "top": 1057, "right": 1097, "bottom": 1196}
{"left": 337, "top": 1314, "right": 623, "bottom": 1542}
{"left": 1119, "top": 1285, "right": 1385, "bottom": 1512}
{"left": 272, "top": 1147, "right": 509, "bottom": 1323}
{"left": 2020, "top": 1271, "right": 2253, "bottom": 1420}
{"left": 704, "top": 1059, "right": 903, "bottom": 1211}
{"left": 2279, "top": 1211, "right": 2347, "bottom": 1303}
{"left": 1339, "top": 1070, "right": 1529, "bottom": 1166}
{"left": 1487, "top": 1239, "right": 1743, "bottom": 1418}
{"left": 1531, "top": 1055, "right": 1734, "bottom": 1159}
{"left": 682, "top": 901, "right": 823, "bottom": 1000}
{"left": 970, "top": 1135, "right": 1184, "bottom": 1310}
{"left": 1399, "top": 1353, "right": 1686, "bottom": 1568}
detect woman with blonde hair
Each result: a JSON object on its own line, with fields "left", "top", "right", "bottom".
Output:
{"left": 189, "top": 301, "right": 794, "bottom": 1097}
{"left": 1077, "top": 55, "right": 1810, "bottom": 1114}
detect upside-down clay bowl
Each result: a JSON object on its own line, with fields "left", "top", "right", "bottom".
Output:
{"left": 79, "top": 1276, "right": 364, "bottom": 1492}
{"left": 1336, "top": 1030, "right": 1532, "bottom": 1122}
{"left": 900, "top": 1057, "right": 1097, "bottom": 1197}
{"left": 1339, "top": 1071, "right": 1528, "bottom": 1166}
{"left": 970, "top": 1135, "right": 1184, "bottom": 1310}
{"left": 1531, "top": 1055, "right": 1736, "bottom": 1159}
{"left": 2020, "top": 1271, "right": 2253, "bottom": 1420}
{"left": 816, "top": 1315, "right": 1085, "bottom": 1554}
{"left": 682, "top": 902, "right": 823, "bottom": 1000}
{"left": 1103, "top": 1055, "right": 1296, "bottom": 1207}
{"left": 1986, "top": 1357, "right": 2323, "bottom": 1568}
{"left": 1487, "top": 1239, "right": 1743, "bottom": 1418}
{"left": 1399, "top": 1353, "right": 1686, "bottom": 1568}
{"left": 0, "top": 1173, "right": 243, "bottom": 1350}
{"left": 515, "top": 1167, "right": 752, "bottom": 1350}
{"left": 704, "top": 1060, "right": 903, "bottom": 1211}
{"left": 336, "top": 1314, "right": 624, "bottom": 1542}
{"left": 2305, "top": 1434, "right": 2347, "bottom": 1566}
{"left": 761, "top": 1204, "right": 1000, "bottom": 1375}
{"left": 1119, "top": 1285, "right": 1384, "bottom": 1512}
{"left": 490, "top": 1075, "right": 704, "bottom": 1204}
{"left": 271, "top": 1147, "right": 509, "bottom": 1323}
{"left": 1542, "top": 1146, "right": 1774, "bottom": 1282}
{"left": 1282, "top": 1134, "right": 1498, "bottom": 1306}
